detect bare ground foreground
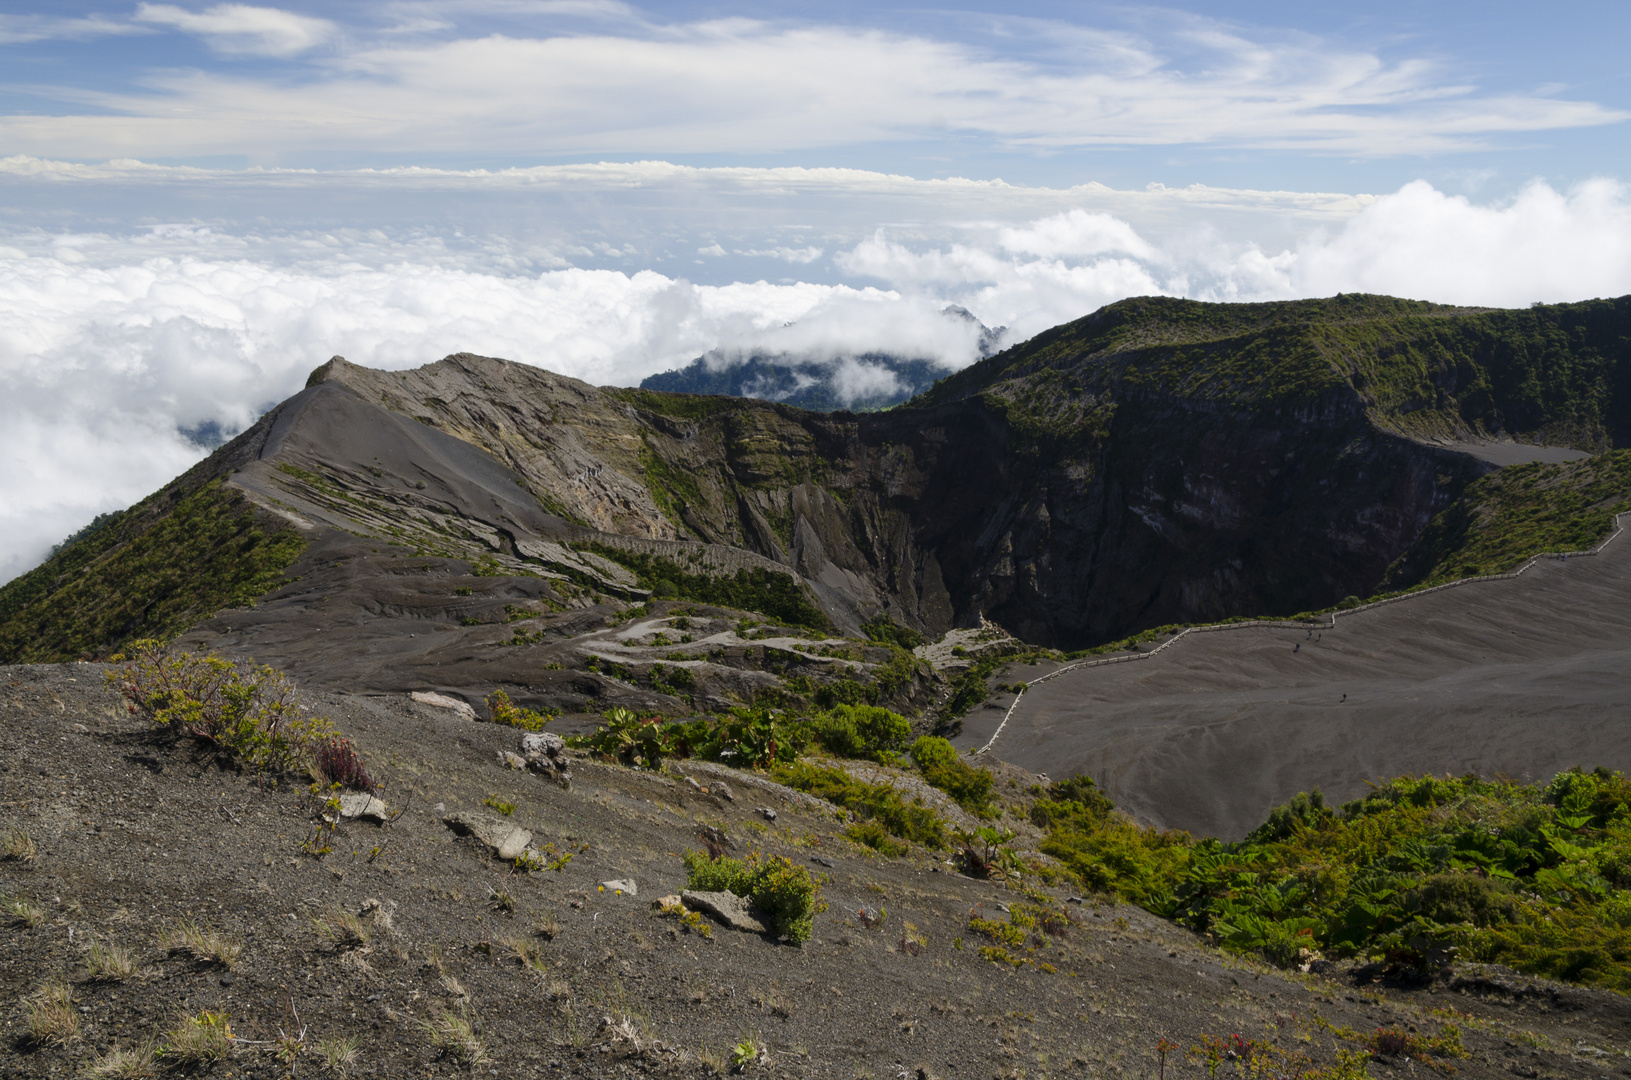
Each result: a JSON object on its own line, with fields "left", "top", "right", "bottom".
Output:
{"left": 4, "top": 668, "right": 1630, "bottom": 1079}
{"left": 956, "top": 521, "right": 1631, "bottom": 841}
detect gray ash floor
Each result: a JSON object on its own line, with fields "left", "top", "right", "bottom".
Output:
{"left": 962, "top": 532, "right": 1631, "bottom": 840}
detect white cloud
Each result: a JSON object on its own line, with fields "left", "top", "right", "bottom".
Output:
{"left": 0, "top": 16, "right": 1618, "bottom": 159}
{"left": 736, "top": 246, "right": 824, "bottom": 264}
{"left": 5, "top": 177, "right": 1631, "bottom": 584}
{"left": 998, "top": 209, "right": 1156, "bottom": 261}
{"left": 0, "top": 14, "right": 145, "bottom": 44}
{"left": 135, "top": 3, "right": 335, "bottom": 57}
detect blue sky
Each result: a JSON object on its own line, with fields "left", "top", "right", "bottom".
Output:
{"left": 3, "top": 0, "right": 1631, "bottom": 581}
{"left": 2, "top": 0, "right": 1628, "bottom": 191}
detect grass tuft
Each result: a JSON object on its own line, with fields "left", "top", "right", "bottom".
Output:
{"left": 420, "top": 1007, "right": 486, "bottom": 1065}
{"left": 3, "top": 825, "right": 37, "bottom": 862}
{"left": 161, "top": 1010, "right": 233, "bottom": 1065}
{"left": 160, "top": 918, "right": 241, "bottom": 968}
{"left": 24, "top": 981, "right": 79, "bottom": 1047}
{"left": 84, "top": 937, "right": 140, "bottom": 981}
{"left": 4, "top": 895, "right": 46, "bottom": 928}
{"left": 310, "top": 906, "right": 371, "bottom": 950}
{"left": 80, "top": 1039, "right": 160, "bottom": 1079}
{"left": 319, "top": 1034, "right": 362, "bottom": 1073}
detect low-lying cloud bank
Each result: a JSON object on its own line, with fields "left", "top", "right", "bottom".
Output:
{"left": 5, "top": 176, "right": 1631, "bottom": 582}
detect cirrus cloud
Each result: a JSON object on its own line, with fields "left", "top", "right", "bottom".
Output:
{"left": 133, "top": 3, "right": 336, "bottom": 57}
{"left": 0, "top": 14, "right": 1620, "bottom": 161}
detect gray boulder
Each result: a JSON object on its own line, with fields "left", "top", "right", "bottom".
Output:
{"left": 442, "top": 811, "right": 533, "bottom": 860}
{"left": 521, "top": 732, "right": 572, "bottom": 786}
{"left": 681, "top": 889, "right": 765, "bottom": 934}
{"left": 338, "top": 793, "right": 389, "bottom": 821}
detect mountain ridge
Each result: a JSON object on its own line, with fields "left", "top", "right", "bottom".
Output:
{"left": 6, "top": 293, "right": 1631, "bottom": 674}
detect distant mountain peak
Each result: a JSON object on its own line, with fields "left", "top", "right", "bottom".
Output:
{"left": 639, "top": 308, "right": 1007, "bottom": 412}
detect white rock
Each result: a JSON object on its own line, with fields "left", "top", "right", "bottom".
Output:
{"left": 520, "top": 731, "right": 566, "bottom": 759}
{"left": 338, "top": 793, "right": 389, "bottom": 820}
{"left": 681, "top": 890, "right": 765, "bottom": 934}
{"left": 498, "top": 750, "right": 528, "bottom": 770}
{"left": 600, "top": 879, "right": 637, "bottom": 896}
{"left": 442, "top": 812, "right": 533, "bottom": 860}
{"left": 411, "top": 691, "right": 476, "bottom": 722}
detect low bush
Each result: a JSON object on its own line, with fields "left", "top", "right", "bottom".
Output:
{"left": 1031, "top": 766, "right": 1631, "bottom": 992}
{"left": 682, "top": 849, "right": 826, "bottom": 943}
{"left": 485, "top": 689, "right": 552, "bottom": 731}
{"left": 805, "top": 704, "right": 911, "bottom": 761}
{"left": 107, "top": 640, "right": 372, "bottom": 789}
{"left": 910, "top": 736, "right": 996, "bottom": 816}
{"left": 572, "top": 706, "right": 803, "bottom": 770}
{"left": 772, "top": 761, "right": 949, "bottom": 850}
{"left": 844, "top": 819, "right": 908, "bottom": 856}
{"left": 860, "top": 615, "right": 925, "bottom": 650}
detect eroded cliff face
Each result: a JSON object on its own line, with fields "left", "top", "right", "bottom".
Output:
{"left": 291, "top": 283, "right": 1631, "bottom": 651}
{"left": 301, "top": 348, "right": 1482, "bottom": 650}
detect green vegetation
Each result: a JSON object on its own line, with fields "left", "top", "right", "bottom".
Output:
{"left": 804, "top": 703, "right": 911, "bottom": 762}
{"left": 681, "top": 848, "right": 826, "bottom": 943}
{"left": 945, "top": 643, "right": 1050, "bottom": 717}
{"left": 918, "top": 294, "right": 1631, "bottom": 454}
{"left": 608, "top": 386, "right": 745, "bottom": 422}
{"left": 106, "top": 640, "right": 373, "bottom": 790}
{"left": 570, "top": 706, "right": 804, "bottom": 770}
{"left": 771, "top": 761, "right": 950, "bottom": 851}
{"left": 966, "top": 901, "right": 1069, "bottom": 973}
{"left": 1386, "top": 450, "right": 1631, "bottom": 588}
{"left": 1032, "top": 768, "right": 1631, "bottom": 993}
{"left": 860, "top": 615, "right": 924, "bottom": 650}
{"left": 484, "top": 689, "right": 553, "bottom": 731}
{"left": 573, "top": 541, "right": 828, "bottom": 630}
{"left": 0, "top": 479, "right": 306, "bottom": 662}
{"left": 910, "top": 736, "right": 996, "bottom": 816}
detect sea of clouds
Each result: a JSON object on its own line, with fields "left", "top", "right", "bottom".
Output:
{"left": 5, "top": 173, "right": 1631, "bottom": 583}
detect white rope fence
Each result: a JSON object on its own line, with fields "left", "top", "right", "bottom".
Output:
{"left": 973, "top": 510, "right": 1630, "bottom": 757}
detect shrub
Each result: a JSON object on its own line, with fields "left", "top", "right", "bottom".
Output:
{"left": 910, "top": 736, "right": 996, "bottom": 816}
{"left": 772, "top": 761, "right": 949, "bottom": 850}
{"left": 860, "top": 615, "right": 925, "bottom": 650}
{"left": 682, "top": 849, "right": 827, "bottom": 943}
{"left": 484, "top": 689, "right": 552, "bottom": 731}
{"left": 313, "top": 735, "right": 376, "bottom": 793}
{"left": 813, "top": 678, "right": 868, "bottom": 709}
{"left": 845, "top": 819, "right": 907, "bottom": 856}
{"left": 806, "top": 704, "right": 911, "bottom": 761}
{"left": 107, "top": 640, "right": 368, "bottom": 787}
